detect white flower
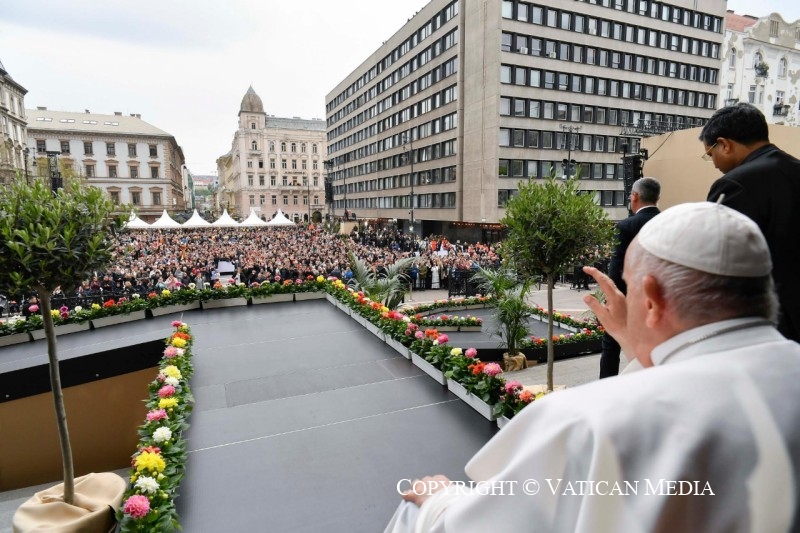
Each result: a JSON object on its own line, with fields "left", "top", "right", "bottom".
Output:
{"left": 132, "top": 293, "right": 140, "bottom": 299}
{"left": 134, "top": 475, "right": 160, "bottom": 495}
{"left": 74, "top": 306, "right": 83, "bottom": 312}
{"left": 402, "top": 316, "right": 411, "bottom": 322}
{"left": 175, "top": 348, "right": 185, "bottom": 356}
{"left": 164, "top": 377, "right": 179, "bottom": 387}
{"left": 153, "top": 427, "right": 172, "bottom": 443}
{"left": 188, "top": 283, "right": 196, "bottom": 289}
{"left": 432, "top": 340, "right": 439, "bottom": 346}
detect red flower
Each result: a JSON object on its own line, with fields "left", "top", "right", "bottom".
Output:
{"left": 103, "top": 299, "right": 116, "bottom": 308}
{"left": 148, "top": 292, "right": 158, "bottom": 299}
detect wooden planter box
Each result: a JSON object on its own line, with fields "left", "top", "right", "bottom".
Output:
{"left": 202, "top": 297, "right": 249, "bottom": 309}
{"left": 496, "top": 415, "right": 512, "bottom": 429}
{"left": 385, "top": 337, "right": 411, "bottom": 360}
{"left": 90, "top": 310, "right": 147, "bottom": 329}
{"left": 251, "top": 293, "right": 294, "bottom": 305}
{"left": 294, "top": 291, "right": 326, "bottom": 301}
{"left": 149, "top": 302, "right": 201, "bottom": 317}
{"left": 411, "top": 352, "right": 447, "bottom": 385}
{"left": 447, "top": 379, "right": 497, "bottom": 421}
{"left": 0, "top": 332, "right": 32, "bottom": 347}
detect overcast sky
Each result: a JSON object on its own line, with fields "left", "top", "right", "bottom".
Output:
{"left": 2, "top": 0, "right": 798, "bottom": 175}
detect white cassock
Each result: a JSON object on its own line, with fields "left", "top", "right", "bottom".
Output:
{"left": 386, "top": 318, "right": 800, "bottom": 533}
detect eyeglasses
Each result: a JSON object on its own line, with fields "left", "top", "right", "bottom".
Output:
{"left": 701, "top": 143, "right": 717, "bottom": 162}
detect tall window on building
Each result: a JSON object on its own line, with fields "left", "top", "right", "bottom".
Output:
{"left": 778, "top": 58, "right": 787, "bottom": 77}
{"left": 85, "top": 164, "right": 95, "bottom": 177}
{"left": 748, "top": 85, "right": 756, "bottom": 103}
{"left": 109, "top": 165, "right": 118, "bottom": 178}
{"left": 270, "top": 142, "right": 275, "bottom": 151}
{"left": 128, "top": 143, "right": 137, "bottom": 157}
{"left": 249, "top": 195, "right": 255, "bottom": 206}
{"left": 109, "top": 191, "right": 120, "bottom": 205}
{"left": 61, "top": 141, "right": 70, "bottom": 154}
{"left": 130, "top": 166, "right": 138, "bottom": 179}
{"left": 149, "top": 144, "right": 157, "bottom": 157}
{"left": 293, "top": 195, "right": 298, "bottom": 205}
{"left": 36, "top": 140, "right": 46, "bottom": 152}
{"left": 301, "top": 143, "right": 306, "bottom": 153}
{"left": 106, "top": 142, "right": 115, "bottom": 156}
{"left": 259, "top": 175, "right": 265, "bottom": 186}
{"left": 248, "top": 174, "right": 254, "bottom": 186}
{"left": 753, "top": 52, "right": 762, "bottom": 68}
{"left": 152, "top": 191, "right": 162, "bottom": 205}
{"left": 283, "top": 195, "right": 288, "bottom": 205}
{"left": 312, "top": 144, "right": 317, "bottom": 154}
{"left": 281, "top": 142, "right": 286, "bottom": 152}
{"left": 729, "top": 48, "right": 736, "bottom": 68}
{"left": 150, "top": 166, "right": 159, "bottom": 179}
{"left": 272, "top": 195, "right": 277, "bottom": 205}
{"left": 770, "top": 19, "right": 779, "bottom": 37}
{"left": 84, "top": 141, "right": 93, "bottom": 155}
{"left": 251, "top": 140, "right": 258, "bottom": 150}
{"left": 131, "top": 191, "right": 141, "bottom": 205}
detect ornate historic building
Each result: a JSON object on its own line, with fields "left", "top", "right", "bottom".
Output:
{"left": 719, "top": 10, "right": 800, "bottom": 125}
{"left": 25, "top": 107, "right": 188, "bottom": 221}
{"left": 326, "top": 0, "right": 727, "bottom": 238}
{"left": 216, "top": 87, "right": 327, "bottom": 223}
{"left": 0, "top": 58, "right": 29, "bottom": 185}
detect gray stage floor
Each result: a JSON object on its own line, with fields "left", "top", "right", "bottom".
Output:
{"left": 176, "top": 301, "right": 498, "bottom": 532}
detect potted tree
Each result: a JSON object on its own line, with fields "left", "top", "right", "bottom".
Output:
{"left": 501, "top": 174, "right": 614, "bottom": 391}
{"left": 1, "top": 180, "right": 126, "bottom": 532}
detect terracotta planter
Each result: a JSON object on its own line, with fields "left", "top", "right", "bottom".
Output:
{"left": 411, "top": 352, "right": 447, "bottom": 385}
{"left": 447, "top": 379, "right": 497, "bottom": 421}
{"left": 385, "top": 337, "right": 411, "bottom": 359}
{"left": 90, "top": 310, "right": 147, "bottom": 329}
{"left": 294, "top": 291, "right": 326, "bottom": 301}
{"left": 251, "top": 293, "right": 294, "bottom": 305}
{"left": 0, "top": 332, "right": 32, "bottom": 347}
{"left": 149, "top": 301, "right": 201, "bottom": 317}
{"left": 201, "top": 297, "right": 249, "bottom": 309}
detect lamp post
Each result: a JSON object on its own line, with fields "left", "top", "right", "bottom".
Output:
{"left": 45, "top": 151, "right": 62, "bottom": 192}
{"left": 340, "top": 156, "right": 347, "bottom": 220}
{"left": 306, "top": 175, "right": 311, "bottom": 224}
{"left": 402, "top": 134, "right": 414, "bottom": 237}
{"left": 560, "top": 124, "right": 581, "bottom": 178}
{"left": 23, "top": 146, "right": 32, "bottom": 185}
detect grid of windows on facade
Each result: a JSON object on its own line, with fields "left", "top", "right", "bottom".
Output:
{"left": 337, "top": 192, "right": 457, "bottom": 210}
{"left": 503, "top": 1, "right": 722, "bottom": 35}
{"left": 500, "top": 64, "right": 717, "bottom": 110}
{"left": 340, "top": 138, "right": 457, "bottom": 181}
{"left": 500, "top": 32, "right": 719, "bottom": 85}
{"left": 499, "top": 188, "right": 625, "bottom": 207}
{"left": 326, "top": 0, "right": 459, "bottom": 115}
{"left": 501, "top": 127, "right": 625, "bottom": 155}
{"left": 269, "top": 142, "right": 319, "bottom": 154}
{"left": 499, "top": 157, "right": 623, "bottom": 179}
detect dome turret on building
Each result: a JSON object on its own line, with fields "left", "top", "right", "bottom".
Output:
{"left": 239, "top": 86, "right": 265, "bottom": 114}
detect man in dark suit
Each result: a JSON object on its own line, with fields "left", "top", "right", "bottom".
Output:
{"left": 599, "top": 177, "right": 661, "bottom": 378}
{"left": 701, "top": 103, "right": 800, "bottom": 343}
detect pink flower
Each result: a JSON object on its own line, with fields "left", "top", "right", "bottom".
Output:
{"left": 60, "top": 311, "right": 69, "bottom": 319}
{"left": 404, "top": 329, "right": 411, "bottom": 336}
{"left": 483, "top": 363, "right": 502, "bottom": 377}
{"left": 504, "top": 380, "right": 523, "bottom": 394}
{"left": 123, "top": 494, "right": 150, "bottom": 519}
{"left": 437, "top": 334, "right": 449, "bottom": 344}
{"left": 59, "top": 305, "right": 69, "bottom": 313}
{"left": 29, "top": 304, "right": 39, "bottom": 313}
{"left": 414, "top": 331, "right": 424, "bottom": 339}
{"left": 157, "top": 385, "right": 176, "bottom": 398}
{"left": 465, "top": 348, "right": 478, "bottom": 358}
{"left": 171, "top": 320, "right": 183, "bottom": 327}
{"left": 146, "top": 409, "right": 168, "bottom": 422}
{"left": 163, "top": 347, "right": 179, "bottom": 358}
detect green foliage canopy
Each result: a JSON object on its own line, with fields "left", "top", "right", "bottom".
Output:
{"left": 0, "top": 180, "right": 115, "bottom": 296}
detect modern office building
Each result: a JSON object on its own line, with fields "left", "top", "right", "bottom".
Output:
{"left": 25, "top": 107, "right": 188, "bottom": 220}
{"left": 325, "top": 0, "right": 726, "bottom": 239}
{"left": 0, "top": 58, "right": 29, "bottom": 185}
{"left": 719, "top": 10, "right": 800, "bottom": 125}
{"left": 216, "top": 87, "right": 327, "bottom": 223}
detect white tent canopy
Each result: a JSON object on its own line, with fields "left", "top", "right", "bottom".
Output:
{"left": 240, "top": 208, "right": 268, "bottom": 227}
{"left": 266, "top": 209, "right": 295, "bottom": 226}
{"left": 211, "top": 209, "right": 240, "bottom": 227}
{"left": 124, "top": 211, "right": 150, "bottom": 229}
{"left": 150, "top": 209, "right": 181, "bottom": 229}
{"left": 183, "top": 209, "right": 211, "bottom": 228}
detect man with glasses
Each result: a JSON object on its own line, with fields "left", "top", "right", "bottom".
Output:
{"left": 700, "top": 102, "right": 800, "bottom": 343}
{"left": 600, "top": 177, "right": 660, "bottom": 378}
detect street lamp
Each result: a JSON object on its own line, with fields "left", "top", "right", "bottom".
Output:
{"left": 45, "top": 151, "right": 63, "bottom": 193}
{"left": 23, "top": 146, "right": 32, "bottom": 185}
{"left": 560, "top": 124, "right": 581, "bottom": 178}
{"left": 402, "top": 134, "right": 414, "bottom": 236}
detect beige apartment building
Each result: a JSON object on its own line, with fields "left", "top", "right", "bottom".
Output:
{"left": 216, "top": 87, "right": 327, "bottom": 223}
{"left": 719, "top": 11, "right": 800, "bottom": 126}
{"left": 326, "top": 0, "right": 727, "bottom": 239}
{"left": 25, "top": 108, "right": 188, "bottom": 221}
{"left": 0, "top": 58, "right": 29, "bottom": 185}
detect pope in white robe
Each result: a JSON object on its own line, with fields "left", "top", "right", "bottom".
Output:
{"left": 385, "top": 203, "right": 800, "bottom": 533}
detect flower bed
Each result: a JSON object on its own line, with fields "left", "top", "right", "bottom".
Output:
{"left": 117, "top": 321, "right": 194, "bottom": 531}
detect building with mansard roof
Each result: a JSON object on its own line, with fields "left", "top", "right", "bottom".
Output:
{"left": 25, "top": 107, "right": 188, "bottom": 221}
{"left": 0, "top": 58, "right": 29, "bottom": 185}
{"left": 719, "top": 10, "right": 800, "bottom": 125}
{"left": 216, "top": 86, "right": 327, "bottom": 223}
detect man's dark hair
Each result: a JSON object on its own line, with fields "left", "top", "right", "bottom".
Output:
{"left": 699, "top": 103, "right": 769, "bottom": 146}
{"left": 632, "top": 177, "right": 660, "bottom": 204}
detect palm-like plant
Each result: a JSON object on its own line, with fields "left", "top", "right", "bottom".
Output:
{"left": 346, "top": 251, "right": 413, "bottom": 309}
{"left": 471, "top": 268, "right": 534, "bottom": 356}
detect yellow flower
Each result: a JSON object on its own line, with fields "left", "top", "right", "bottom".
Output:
{"left": 171, "top": 337, "right": 187, "bottom": 348}
{"left": 316, "top": 275, "right": 325, "bottom": 283}
{"left": 91, "top": 303, "right": 101, "bottom": 310}
{"left": 450, "top": 348, "right": 463, "bottom": 356}
{"left": 381, "top": 306, "right": 389, "bottom": 313}
{"left": 158, "top": 397, "right": 178, "bottom": 409}
{"left": 161, "top": 289, "right": 171, "bottom": 297}
{"left": 135, "top": 451, "right": 166, "bottom": 474}
{"left": 162, "top": 365, "right": 181, "bottom": 379}
{"left": 51, "top": 310, "right": 61, "bottom": 318}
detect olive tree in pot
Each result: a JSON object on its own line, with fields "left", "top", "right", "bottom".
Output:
{"left": 0, "top": 181, "right": 126, "bottom": 532}
{"left": 500, "top": 174, "right": 614, "bottom": 391}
